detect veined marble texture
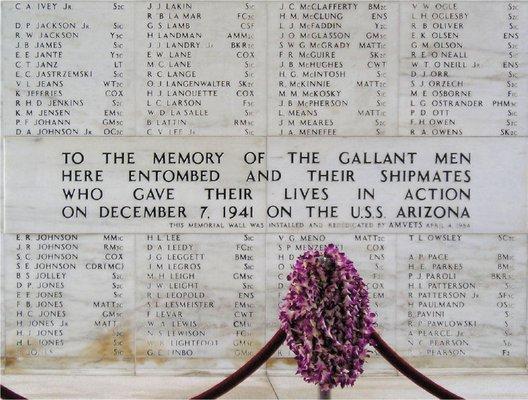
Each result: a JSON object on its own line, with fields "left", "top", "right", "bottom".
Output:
{"left": 1, "top": 1, "right": 527, "bottom": 398}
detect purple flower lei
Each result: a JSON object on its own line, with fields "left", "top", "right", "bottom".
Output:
{"left": 279, "top": 244, "right": 376, "bottom": 390}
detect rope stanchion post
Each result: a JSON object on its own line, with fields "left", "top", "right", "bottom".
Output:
{"left": 318, "top": 387, "right": 331, "bottom": 399}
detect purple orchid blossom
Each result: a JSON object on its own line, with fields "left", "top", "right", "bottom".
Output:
{"left": 279, "top": 244, "right": 376, "bottom": 391}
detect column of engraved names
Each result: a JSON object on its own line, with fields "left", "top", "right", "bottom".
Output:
{"left": 136, "top": 1, "right": 266, "bottom": 136}
{"left": 1, "top": 1, "right": 134, "bottom": 137}
{"left": 136, "top": 234, "right": 265, "bottom": 370}
{"left": 490, "top": 234, "right": 526, "bottom": 362}
{"left": 400, "top": 1, "right": 527, "bottom": 136}
{"left": 268, "top": 1, "right": 398, "bottom": 136}
{"left": 497, "top": 2, "right": 526, "bottom": 136}
{"left": 399, "top": 234, "right": 526, "bottom": 367}
{"left": 4, "top": 234, "right": 134, "bottom": 371}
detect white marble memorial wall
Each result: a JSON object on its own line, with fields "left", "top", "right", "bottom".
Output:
{"left": 1, "top": 0, "right": 527, "bottom": 381}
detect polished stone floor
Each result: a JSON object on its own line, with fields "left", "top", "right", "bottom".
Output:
{"left": 2, "top": 372, "right": 528, "bottom": 399}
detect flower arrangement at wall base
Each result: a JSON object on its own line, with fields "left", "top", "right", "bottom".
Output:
{"left": 192, "top": 244, "right": 463, "bottom": 400}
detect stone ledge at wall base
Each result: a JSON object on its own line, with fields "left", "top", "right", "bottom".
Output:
{"left": 1, "top": 373, "right": 528, "bottom": 399}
